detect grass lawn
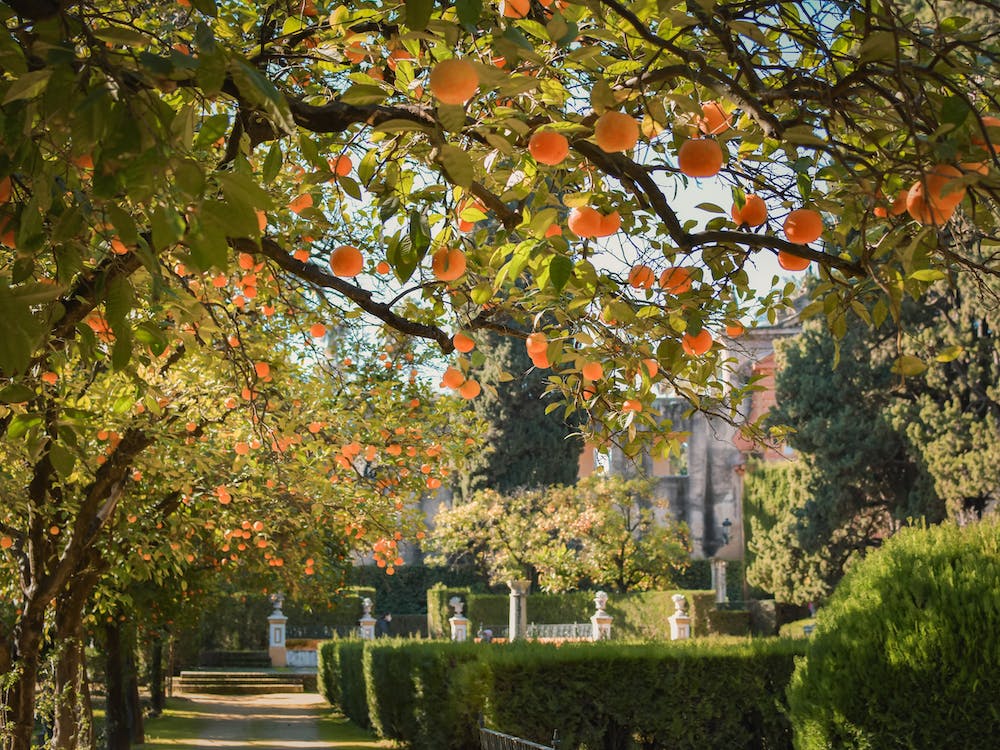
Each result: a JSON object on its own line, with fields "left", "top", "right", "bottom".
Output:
{"left": 139, "top": 696, "right": 391, "bottom": 749}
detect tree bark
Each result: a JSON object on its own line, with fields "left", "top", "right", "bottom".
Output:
{"left": 148, "top": 635, "right": 164, "bottom": 715}
{"left": 4, "top": 599, "right": 47, "bottom": 750}
{"left": 103, "top": 618, "right": 144, "bottom": 750}
{"left": 52, "top": 568, "right": 100, "bottom": 750}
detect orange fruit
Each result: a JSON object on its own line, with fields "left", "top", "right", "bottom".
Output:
{"left": 453, "top": 332, "right": 476, "bottom": 352}
{"left": 544, "top": 224, "right": 562, "bottom": 238}
{"left": 254, "top": 361, "right": 270, "bottom": 378}
{"left": 642, "top": 358, "right": 659, "bottom": 378}
{"left": 73, "top": 154, "right": 94, "bottom": 170}
{"left": 387, "top": 48, "right": 414, "bottom": 70}
{"left": 429, "top": 59, "right": 479, "bottom": 105}
{"left": 725, "top": 322, "right": 745, "bottom": 338}
{"left": 731, "top": 194, "right": 767, "bottom": 227}
{"left": 628, "top": 264, "right": 656, "bottom": 289}
{"left": 431, "top": 247, "right": 467, "bottom": 281}
{"left": 110, "top": 238, "right": 129, "bottom": 255}
{"left": 289, "top": 194, "right": 313, "bottom": 214}
{"left": 783, "top": 208, "right": 824, "bottom": 244}
{"left": 889, "top": 189, "right": 908, "bottom": 216}
{"left": 598, "top": 210, "right": 621, "bottom": 236}
{"left": 659, "top": 266, "right": 693, "bottom": 294}
{"left": 376, "top": 260, "right": 391, "bottom": 274}
{"left": 345, "top": 42, "right": 367, "bottom": 64}
{"left": 971, "top": 115, "right": 1000, "bottom": 153}
{"left": 442, "top": 366, "right": 465, "bottom": 389}
{"left": 777, "top": 251, "right": 810, "bottom": 271}
{"left": 581, "top": 361, "right": 604, "bottom": 380}
{"left": 682, "top": 329, "right": 713, "bottom": 356}
{"left": 698, "top": 101, "right": 732, "bottom": 135}
{"left": 530, "top": 351, "right": 550, "bottom": 369}
{"left": 678, "top": 138, "right": 724, "bottom": 177}
{"left": 906, "top": 165, "right": 965, "bottom": 225}
{"left": 309, "top": 323, "right": 327, "bottom": 338}
{"left": 503, "top": 0, "right": 530, "bottom": 17}
{"left": 529, "top": 130, "right": 570, "bottom": 165}
{"left": 0, "top": 535, "right": 12, "bottom": 549}
{"left": 594, "top": 111, "right": 639, "bottom": 153}
{"left": 623, "top": 399, "right": 643, "bottom": 413}
{"left": 526, "top": 332, "right": 548, "bottom": 354}
{"left": 329, "top": 245, "right": 364, "bottom": 277}
{"left": 458, "top": 379, "right": 482, "bottom": 399}
{"left": 330, "top": 155, "right": 352, "bottom": 176}
{"left": 567, "top": 206, "right": 603, "bottom": 238}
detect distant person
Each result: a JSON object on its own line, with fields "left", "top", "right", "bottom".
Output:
{"left": 376, "top": 613, "right": 392, "bottom": 637}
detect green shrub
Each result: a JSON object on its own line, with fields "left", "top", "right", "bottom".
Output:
{"left": 317, "top": 641, "right": 340, "bottom": 706}
{"left": 336, "top": 640, "right": 370, "bottom": 728}
{"left": 350, "top": 565, "right": 491, "bottom": 614}
{"left": 707, "top": 608, "right": 750, "bottom": 636}
{"left": 473, "top": 639, "right": 803, "bottom": 750}
{"left": 776, "top": 617, "right": 816, "bottom": 639}
{"left": 787, "top": 520, "right": 1000, "bottom": 749}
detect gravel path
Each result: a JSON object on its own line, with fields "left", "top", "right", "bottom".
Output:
{"left": 149, "top": 693, "right": 386, "bottom": 749}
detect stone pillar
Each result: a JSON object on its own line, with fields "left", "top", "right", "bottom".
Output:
{"left": 448, "top": 596, "right": 469, "bottom": 642}
{"left": 712, "top": 559, "right": 728, "bottom": 604}
{"left": 507, "top": 580, "right": 530, "bottom": 641}
{"left": 590, "top": 591, "right": 612, "bottom": 641}
{"left": 268, "top": 592, "right": 288, "bottom": 667}
{"left": 668, "top": 593, "right": 691, "bottom": 641}
{"left": 359, "top": 597, "right": 377, "bottom": 640}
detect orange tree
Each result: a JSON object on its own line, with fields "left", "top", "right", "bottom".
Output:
{"left": 1, "top": 0, "right": 999, "bottom": 747}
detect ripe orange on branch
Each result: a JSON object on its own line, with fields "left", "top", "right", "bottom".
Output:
{"left": 628, "top": 264, "right": 656, "bottom": 289}
{"left": 431, "top": 247, "right": 467, "bottom": 281}
{"left": 682, "top": 329, "right": 713, "bottom": 356}
{"left": 594, "top": 111, "right": 640, "bottom": 153}
{"left": 783, "top": 208, "right": 824, "bottom": 244}
{"left": 777, "top": 251, "right": 810, "bottom": 271}
{"left": 442, "top": 367, "right": 465, "bottom": 389}
{"left": 971, "top": 115, "right": 1000, "bottom": 153}
{"left": 429, "top": 59, "right": 479, "bottom": 105}
{"left": 698, "top": 101, "right": 732, "bottom": 135}
{"left": 568, "top": 207, "right": 620, "bottom": 238}
{"left": 906, "top": 164, "right": 965, "bottom": 225}
{"left": 678, "top": 138, "right": 724, "bottom": 178}
{"left": 503, "top": 0, "right": 530, "bottom": 17}
{"left": 453, "top": 332, "right": 476, "bottom": 352}
{"left": 731, "top": 194, "right": 768, "bottom": 227}
{"left": 528, "top": 130, "right": 570, "bottom": 165}
{"left": 659, "top": 266, "right": 693, "bottom": 294}
{"left": 329, "top": 245, "right": 364, "bottom": 277}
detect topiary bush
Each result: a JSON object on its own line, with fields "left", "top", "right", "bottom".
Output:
{"left": 787, "top": 519, "right": 1000, "bottom": 748}
{"left": 336, "top": 640, "right": 370, "bottom": 728}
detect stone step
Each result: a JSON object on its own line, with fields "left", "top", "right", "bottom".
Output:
{"left": 180, "top": 671, "right": 303, "bottom": 680}
{"left": 176, "top": 670, "right": 314, "bottom": 695}
{"left": 176, "top": 681, "right": 304, "bottom": 695}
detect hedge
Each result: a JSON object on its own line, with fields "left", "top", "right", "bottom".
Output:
{"left": 320, "top": 638, "right": 805, "bottom": 749}
{"left": 788, "top": 520, "right": 1000, "bottom": 748}
{"left": 349, "top": 564, "right": 492, "bottom": 614}
{"left": 318, "top": 639, "right": 369, "bottom": 728}
{"left": 428, "top": 587, "right": 719, "bottom": 639}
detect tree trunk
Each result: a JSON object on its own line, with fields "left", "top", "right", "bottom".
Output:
{"left": 4, "top": 600, "right": 47, "bottom": 750}
{"left": 148, "top": 635, "right": 164, "bottom": 715}
{"left": 52, "top": 568, "right": 100, "bottom": 750}
{"left": 103, "top": 618, "right": 144, "bottom": 750}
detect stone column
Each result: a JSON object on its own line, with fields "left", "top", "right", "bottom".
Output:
{"left": 507, "top": 580, "right": 530, "bottom": 641}
{"left": 668, "top": 593, "right": 691, "bottom": 641}
{"left": 712, "top": 559, "right": 728, "bottom": 604}
{"left": 359, "top": 597, "right": 377, "bottom": 640}
{"left": 448, "top": 596, "right": 469, "bottom": 642}
{"left": 590, "top": 591, "right": 612, "bottom": 641}
{"left": 268, "top": 592, "right": 288, "bottom": 667}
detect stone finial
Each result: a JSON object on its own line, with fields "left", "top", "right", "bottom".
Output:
{"left": 448, "top": 595, "right": 465, "bottom": 616}
{"left": 671, "top": 593, "right": 688, "bottom": 616}
{"left": 362, "top": 597, "right": 374, "bottom": 617}
{"left": 594, "top": 591, "right": 609, "bottom": 616}
{"left": 270, "top": 591, "right": 285, "bottom": 614}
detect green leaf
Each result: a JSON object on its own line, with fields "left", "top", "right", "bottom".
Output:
{"left": 262, "top": 143, "right": 283, "bottom": 183}
{"left": 229, "top": 59, "right": 295, "bottom": 134}
{"left": 151, "top": 206, "right": 186, "bottom": 249}
{"left": 194, "top": 113, "right": 230, "bottom": 149}
{"left": 438, "top": 145, "right": 474, "bottom": 188}
{"left": 940, "top": 96, "right": 971, "bottom": 127}
{"left": 373, "top": 118, "right": 434, "bottom": 134}
{"left": 859, "top": 31, "right": 896, "bottom": 62}
{"left": 107, "top": 204, "right": 139, "bottom": 246}
{"left": 3, "top": 69, "right": 53, "bottom": 104}
{"left": 340, "top": 84, "right": 389, "bottom": 106}
{"left": 0, "top": 384, "right": 35, "bottom": 404}
{"left": 135, "top": 322, "right": 168, "bottom": 356}
{"left": 935, "top": 345, "right": 964, "bottom": 363}
{"left": 456, "top": 0, "right": 481, "bottom": 28}
{"left": 92, "top": 27, "right": 151, "bottom": 47}
{"left": 7, "top": 413, "right": 41, "bottom": 440}
{"left": 404, "top": 0, "right": 434, "bottom": 30}
{"left": 337, "top": 175, "right": 362, "bottom": 200}
{"left": 192, "top": 0, "right": 218, "bottom": 16}
{"left": 891, "top": 355, "right": 927, "bottom": 377}
{"left": 49, "top": 442, "right": 76, "bottom": 479}
{"left": 910, "top": 269, "right": 947, "bottom": 282}
{"left": 548, "top": 255, "right": 573, "bottom": 291}
{"left": 408, "top": 210, "right": 431, "bottom": 257}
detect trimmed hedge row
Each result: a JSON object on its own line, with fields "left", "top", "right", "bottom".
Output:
{"left": 320, "top": 638, "right": 805, "bottom": 750}
{"left": 428, "top": 586, "right": 720, "bottom": 639}
{"left": 318, "top": 639, "right": 370, "bottom": 728}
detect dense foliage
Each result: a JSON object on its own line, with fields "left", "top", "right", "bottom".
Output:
{"left": 319, "top": 638, "right": 805, "bottom": 750}
{"left": 787, "top": 519, "right": 1000, "bottom": 749}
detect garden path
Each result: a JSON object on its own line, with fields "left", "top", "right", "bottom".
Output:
{"left": 141, "top": 692, "right": 388, "bottom": 750}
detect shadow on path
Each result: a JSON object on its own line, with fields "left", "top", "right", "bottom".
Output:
{"left": 141, "top": 693, "right": 388, "bottom": 750}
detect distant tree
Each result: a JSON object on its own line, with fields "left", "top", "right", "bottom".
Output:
{"left": 460, "top": 331, "right": 583, "bottom": 497}
{"left": 428, "top": 475, "right": 689, "bottom": 593}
